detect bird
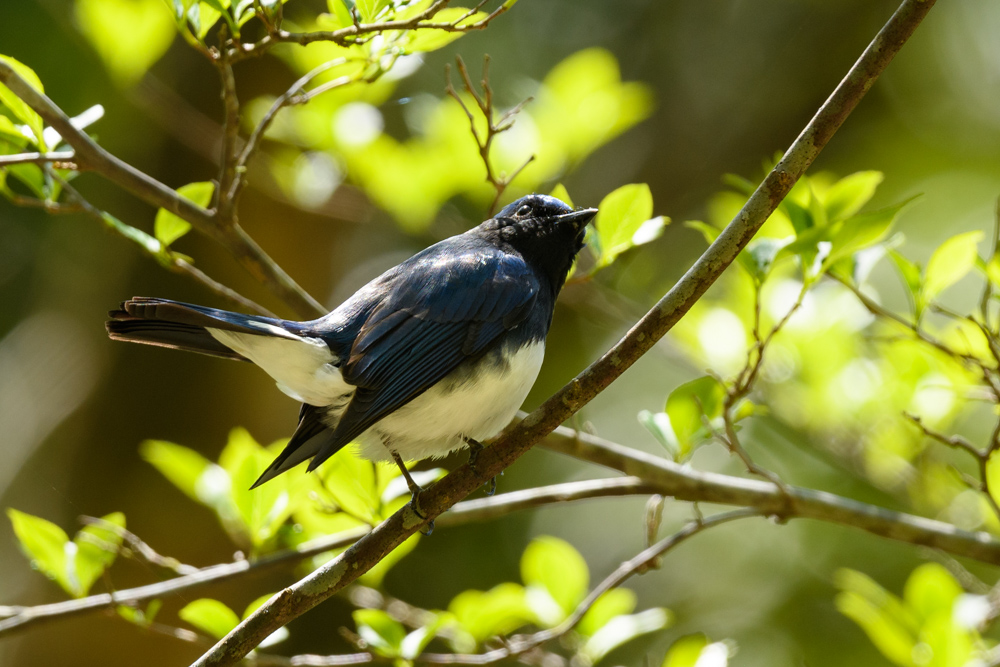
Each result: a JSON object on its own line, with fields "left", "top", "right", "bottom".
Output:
{"left": 106, "top": 194, "right": 597, "bottom": 504}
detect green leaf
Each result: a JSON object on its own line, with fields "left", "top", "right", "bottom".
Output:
{"left": 903, "top": 563, "right": 962, "bottom": 625}
{"left": 140, "top": 440, "right": 218, "bottom": 504}
{"left": 578, "top": 588, "right": 637, "bottom": 637}
{"left": 405, "top": 8, "right": 489, "bottom": 53}
{"left": 74, "top": 512, "right": 125, "bottom": 597}
{"left": 7, "top": 509, "right": 71, "bottom": 594}
{"left": 354, "top": 609, "right": 406, "bottom": 656}
{"left": 662, "top": 633, "right": 710, "bottom": 667}
{"left": 685, "top": 220, "right": 720, "bottom": 245}
{"left": 154, "top": 181, "right": 213, "bottom": 247}
{"left": 738, "top": 237, "right": 790, "bottom": 283}
{"left": 665, "top": 376, "right": 725, "bottom": 457}
{"left": 921, "top": 231, "right": 983, "bottom": 306}
{"left": 594, "top": 183, "right": 654, "bottom": 267}
{"left": 448, "top": 583, "right": 535, "bottom": 642}
{"left": 179, "top": 599, "right": 240, "bottom": 639}
{"left": 0, "top": 55, "right": 45, "bottom": 147}
{"left": 320, "top": 447, "right": 380, "bottom": 524}
{"left": 826, "top": 199, "right": 912, "bottom": 267}
{"left": 834, "top": 568, "right": 918, "bottom": 666}
{"left": 117, "top": 599, "right": 162, "bottom": 628}
{"left": 888, "top": 249, "right": 922, "bottom": 314}
{"left": 578, "top": 608, "right": 671, "bottom": 665}
{"left": 549, "top": 183, "right": 574, "bottom": 208}
{"left": 824, "top": 170, "right": 883, "bottom": 222}
{"left": 637, "top": 410, "right": 680, "bottom": 460}
{"left": 400, "top": 615, "right": 447, "bottom": 660}
{"left": 76, "top": 0, "right": 177, "bottom": 86}
{"left": 355, "top": 0, "right": 391, "bottom": 22}
{"left": 521, "top": 536, "right": 589, "bottom": 617}
{"left": 0, "top": 115, "right": 29, "bottom": 151}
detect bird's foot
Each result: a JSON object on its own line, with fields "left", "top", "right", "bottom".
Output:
{"left": 464, "top": 436, "right": 498, "bottom": 496}
{"left": 391, "top": 451, "right": 434, "bottom": 535}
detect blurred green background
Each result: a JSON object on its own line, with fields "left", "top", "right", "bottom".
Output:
{"left": 2, "top": 0, "right": 1000, "bottom": 665}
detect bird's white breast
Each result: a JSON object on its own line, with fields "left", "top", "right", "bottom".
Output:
{"left": 354, "top": 341, "right": 546, "bottom": 462}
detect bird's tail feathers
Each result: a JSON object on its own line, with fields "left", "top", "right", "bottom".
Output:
{"left": 106, "top": 297, "right": 303, "bottom": 361}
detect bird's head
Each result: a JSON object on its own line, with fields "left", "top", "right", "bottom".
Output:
{"left": 487, "top": 194, "right": 598, "bottom": 289}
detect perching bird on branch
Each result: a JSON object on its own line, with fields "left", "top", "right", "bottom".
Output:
{"left": 106, "top": 195, "right": 596, "bottom": 501}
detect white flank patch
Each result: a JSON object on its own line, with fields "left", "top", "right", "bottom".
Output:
{"left": 355, "top": 342, "right": 546, "bottom": 461}
{"left": 206, "top": 328, "right": 349, "bottom": 406}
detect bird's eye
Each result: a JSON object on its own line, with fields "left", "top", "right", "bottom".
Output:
{"left": 516, "top": 204, "right": 532, "bottom": 217}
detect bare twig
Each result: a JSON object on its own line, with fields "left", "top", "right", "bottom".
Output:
{"left": 190, "top": 3, "right": 941, "bottom": 664}
{"left": 235, "top": 0, "right": 512, "bottom": 61}
{"left": 215, "top": 30, "right": 241, "bottom": 223}
{"left": 43, "top": 171, "right": 276, "bottom": 316}
{"left": 446, "top": 55, "right": 534, "bottom": 215}
{"left": 79, "top": 516, "right": 199, "bottom": 576}
{"left": 228, "top": 58, "right": 354, "bottom": 206}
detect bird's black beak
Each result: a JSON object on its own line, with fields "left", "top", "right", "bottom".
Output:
{"left": 554, "top": 207, "right": 598, "bottom": 230}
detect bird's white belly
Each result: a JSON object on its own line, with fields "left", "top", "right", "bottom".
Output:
{"left": 353, "top": 341, "right": 545, "bottom": 462}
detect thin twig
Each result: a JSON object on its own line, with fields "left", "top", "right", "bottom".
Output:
{"left": 413, "top": 509, "right": 760, "bottom": 664}
{"left": 446, "top": 55, "right": 534, "bottom": 215}
{"left": 0, "top": 477, "right": 655, "bottom": 636}
{"left": 215, "top": 28, "right": 241, "bottom": 223}
{"left": 0, "top": 150, "right": 76, "bottom": 167}
{"left": 0, "top": 60, "right": 324, "bottom": 318}
{"left": 78, "top": 516, "right": 199, "bottom": 576}
{"left": 43, "top": 171, "right": 276, "bottom": 316}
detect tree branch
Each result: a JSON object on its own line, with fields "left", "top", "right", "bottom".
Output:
{"left": 0, "top": 150, "right": 76, "bottom": 167}
{"left": 190, "top": 2, "right": 940, "bottom": 663}
{"left": 0, "top": 478, "right": 655, "bottom": 637}
{"left": 0, "top": 60, "right": 325, "bottom": 319}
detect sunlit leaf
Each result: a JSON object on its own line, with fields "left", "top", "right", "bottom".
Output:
{"left": 549, "top": 183, "right": 574, "bottom": 208}
{"left": 405, "top": 8, "right": 488, "bottom": 53}
{"left": 921, "top": 231, "right": 983, "bottom": 306}
{"left": 826, "top": 198, "right": 912, "bottom": 267}
{"left": 662, "top": 633, "right": 709, "bottom": 667}
{"left": 665, "top": 376, "right": 725, "bottom": 457}
{"left": 140, "top": 439, "right": 216, "bottom": 504}
{"left": 903, "top": 563, "right": 962, "bottom": 625}
{"left": 0, "top": 55, "right": 45, "bottom": 147}
{"left": 320, "top": 447, "right": 380, "bottom": 524}
{"left": 834, "top": 568, "right": 918, "bottom": 666}
{"left": 738, "top": 237, "right": 790, "bottom": 283}
{"left": 179, "top": 599, "right": 240, "bottom": 639}
{"left": 354, "top": 609, "right": 405, "bottom": 656}
{"left": 74, "top": 512, "right": 125, "bottom": 597}
{"left": 7, "top": 509, "right": 71, "bottom": 594}
{"left": 449, "top": 583, "right": 535, "bottom": 642}
{"left": 594, "top": 183, "right": 653, "bottom": 267}
{"left": 521, "top": 536, "right": 588, "bottom": 617}
{"left": 578, "top": 588, "right": 637, "bottom": 637}
{"left": 638, "top": 409, "right": 680, "bottom": 459}
{"left": 685, "top": 220, "right": 720, "bottom": 245}
{"left": 117, "top": 599, "right": 162, "bottom": 628}
{"left": 154, "top": 181, "right": 213, "bottom": 247}
{"left": 888, "top": 249, "right": 921, "bottom": 315}
{"left": 824, "top": 170, "right": 884, "bottom": 222}
{"left": 578, "top": 608, "right": 671, "bottom": 665}
{"left": 399, "top": 615, "right": 447, "bottom": 660}
{"left": 76, "top": 0, "right": 177, "bottom": 86}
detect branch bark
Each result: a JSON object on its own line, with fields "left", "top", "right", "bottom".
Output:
{"left": 0, "top": 61, "right": 325, "bottom": 319}
{"left": 189, "top": 2, "right": 941, "bottom": 664}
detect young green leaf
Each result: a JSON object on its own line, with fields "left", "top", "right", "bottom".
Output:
{"left": 7, "top": 509, "right": 71, "bottom": 593}
{"left": 154, "top": 181, "right": 214, "bottom": 247}
{"left": 405, "top": 8, "right": 489, "bottom": 53}
{"left": 662, "top": 633, "right": 710, "bottom": 667}
{"left": 74, "top": 512, "right": 126, "bottom": 597}
{"left": 824, "top": 170, "right": 884, "bottom": 222}
{"left": 521, "top": 536, "right": 589, "bottom": 616}
{"left": 76, "top": 0, "right": 176, "bottom": 86}
{"left": 594, "top": 183, "right": 654, "bottom": 267}
{"left": 577, "top": 608, "right": 671, "bottom": 665}
{"left": 0, "top": 55, "right": 45, "bottom": 147}
{"left": 578, "top": 588, "right": 637, "bottom": 637}
{"left": 825, "top": 198, "right": 912, "bottom": 267}
{"left": 685, "top": 220, "right": 720, "bottom": 245}
{"left": 921, "top": 231, "right": 983, "bottom": 306}
{"left": 738, "top": 236, "right": 790, "bottom": 283}
{"left": 902, "top": 563, "right": 962, "bottom": 625}
{"left": 665, "top": 376, "right": 725, "bottom": 458}
{"left": 888, "top": 249, "right": 922, "bottom": 315}
{"left": 549, "top": 183, "right": 574, "bottom": 208}
{"left": 354, "top": 609, "right": 406, "bottom": 656}
{"left": 399, "top": 615, "right": 447, "bottom": 660}
{"left": 179, "top": 599, "right": 240, "bottom": 639}
{"left": 637, "top": 409, "right": 680, "bottom": 460}
{"left": 140, "top": 439, "right": 218, "bottom": 504}
{"left": 449, "top": 583, "right": 535, "bottom": 642}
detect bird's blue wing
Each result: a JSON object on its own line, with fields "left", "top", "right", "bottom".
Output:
{"left": 308, "top": 244, "right": 538, "bottom": 467}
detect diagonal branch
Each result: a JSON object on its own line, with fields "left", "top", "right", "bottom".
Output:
{"left": 191, "top": 2, "right": 941, "bottom": 664}
{"left": 0, "top": 60, "right": 325, "bottom": 319}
